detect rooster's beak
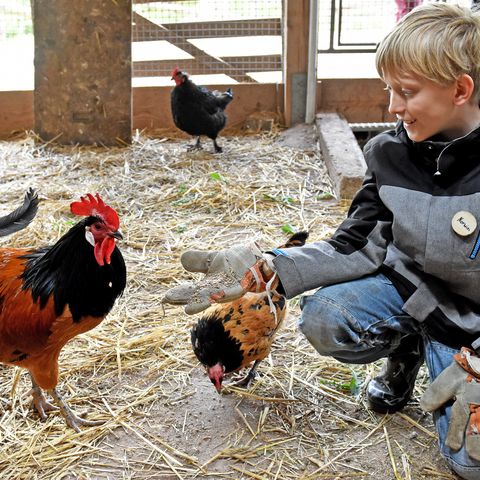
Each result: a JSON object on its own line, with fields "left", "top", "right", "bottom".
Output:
{"left": 109, "top": 230, "right": 123, "bottom": 240}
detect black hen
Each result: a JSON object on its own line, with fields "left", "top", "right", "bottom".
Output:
{"left": 171, "top": 68, "right": 233, "bottom": 153}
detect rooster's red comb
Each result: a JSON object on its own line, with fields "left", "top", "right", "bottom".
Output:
{"left": 171, "top": 67, "right": 182, "bottom": 78}
{"left": 70, "top": 193, "right": 120, "bottom": 230}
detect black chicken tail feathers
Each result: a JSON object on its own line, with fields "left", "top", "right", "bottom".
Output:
{"left": 213, "top": 87, "right": 233, "bottom": 98}
{"left": 0, "top": 188, "right": 39, "bottom": 237}
{"left": 224, "top": 88, "right": 234, "bottom": 106}
{"left": 282, "top": 231, "right": 309, "bottom": 249}
{"left": 214, "top": 88, "right": 234, "bottom": 110}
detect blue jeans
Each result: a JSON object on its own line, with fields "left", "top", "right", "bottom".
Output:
{"left": 298, "top": 272, "right": 480, "bottom": 480}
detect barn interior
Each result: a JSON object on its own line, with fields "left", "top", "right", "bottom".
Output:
{"left": 0, "top": 1, "right": 466, "bottom": 479}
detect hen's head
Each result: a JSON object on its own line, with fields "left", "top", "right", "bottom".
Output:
{"left": 171, "top": 67, "right": 188, "bottom": 86}
{"left": 70, "top": 193, "right": 123, "bottom": 267}
{"left": 207, "top": 363, "right": 225, "bottom": 393}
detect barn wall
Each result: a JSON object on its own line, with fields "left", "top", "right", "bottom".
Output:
{"left": 318, "top": 79, "right": 394, "bottom": 123}
{"left": 0, "top": 79, "right": 394, "bottom": 139}
{"left": 0, "top": 91, "right": 33, "bottom": 137}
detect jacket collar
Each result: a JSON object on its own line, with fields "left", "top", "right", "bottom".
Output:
{"left": 395, "top": 121, "right": 480, "bottom": 175}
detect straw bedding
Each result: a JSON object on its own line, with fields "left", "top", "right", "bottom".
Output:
{"left": 0, "top": 130, "right": 455, "bottom": 479}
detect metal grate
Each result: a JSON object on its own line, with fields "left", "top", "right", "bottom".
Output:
{"left": 349, "top": 122, "right": 398, "bottom": 149}
{"left": 132, "top": 0, "right": 282, "bottom": 86}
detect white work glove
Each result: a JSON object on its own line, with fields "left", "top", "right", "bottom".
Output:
{"left": 162, "top": 242, "right": 277, "bottom": 315}
{"left": 420, "top": 347, "right": 480, "bottom": 460}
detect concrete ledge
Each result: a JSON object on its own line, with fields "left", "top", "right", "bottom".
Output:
{"left": 316, "top": 112, "right": 367, "bottom": 199}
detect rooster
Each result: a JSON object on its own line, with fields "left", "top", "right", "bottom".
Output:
{"left": 191, "top": 231, "right": 309, "bottom": 393}
{"left": 171, "top": 68, "right": 233, "bottom": 153}
{"left": 0, "top": 192, "right": 126, "bottom": 431}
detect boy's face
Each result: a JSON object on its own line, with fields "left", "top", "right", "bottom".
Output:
{"left": 384, "top": 71, "right": 462, "bottom": 141}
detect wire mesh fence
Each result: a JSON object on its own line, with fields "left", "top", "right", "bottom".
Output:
{"left": 132, "top": 0, "right": 282, "bottom": 86}
{"left": 0, "top": 0, "right": 33, "bottom": 91}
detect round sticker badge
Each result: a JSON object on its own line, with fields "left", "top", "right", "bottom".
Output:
{"left": 451, "top": 211, "right": 477, "bottom": 237}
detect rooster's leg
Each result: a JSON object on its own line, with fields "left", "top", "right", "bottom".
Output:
{"left": 212, "top": 139, "right": 223, "bottom": 153}
{"left": 29, "top": 376, "right": 58, "bottom": 420}
{"left": 230, "top": 360, "right": 261, "bottom": 389}
{"left": 187, "top": 137, "right": 202, "bottom": 151}
{"left": 48, "top": 388, "right": 104, "bottom": 433}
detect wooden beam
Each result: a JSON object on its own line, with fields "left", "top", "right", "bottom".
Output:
{"left": 133, "top": 18, "right": 281, "bottom": 42}
{"left": 283, "top": 0, "right": 310, "bottom": 126}
{"left": 133, "top": 55, "right": 281, "bottom": 77}
{"left": 34, "top": 0, "right": 132, "bottom": 145}
{"left": 133, "top": 0, "right": 187, "bottom": 3}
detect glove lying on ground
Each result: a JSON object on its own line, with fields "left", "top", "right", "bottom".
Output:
{"left": 420, "top": 347, "right": 480, "bottom": 461}
{"left": 162, "top": 242, "right": 278, "bottom": 314}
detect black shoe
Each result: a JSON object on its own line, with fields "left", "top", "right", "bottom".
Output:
{"left": 366, "top": 335, "right": 424, "bottom": 414}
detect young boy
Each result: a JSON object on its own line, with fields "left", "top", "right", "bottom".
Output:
{"left": 163, "top": 4, "right": 480, "bottom": 478}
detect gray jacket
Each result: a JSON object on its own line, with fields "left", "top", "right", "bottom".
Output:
{"left": 272, "top": 122, "right": 480, "bottom": 349}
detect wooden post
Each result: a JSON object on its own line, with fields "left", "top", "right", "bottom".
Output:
{"left": 283, "top": 0, "right": 310, "bottom": 127}
{"left": 34, "top": 0, "right": 132, "bottom": 145}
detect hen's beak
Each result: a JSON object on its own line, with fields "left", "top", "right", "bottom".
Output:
{"left": 109, "top": 230, "right": 123, "bottom": 240}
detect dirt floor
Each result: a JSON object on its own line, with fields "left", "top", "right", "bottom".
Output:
{"left": 0, "top": 129, "right": 460, "bottom": 479}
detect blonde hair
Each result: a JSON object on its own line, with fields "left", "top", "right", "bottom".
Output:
{"left": 376, "top": 3, "right": 480, "bottom": 102}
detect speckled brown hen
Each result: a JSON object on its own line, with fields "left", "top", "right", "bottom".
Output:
{"left": 190, "top": 232, "right": 308, "bottom": 392}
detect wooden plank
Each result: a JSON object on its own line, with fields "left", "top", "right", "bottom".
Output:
{"left": 133, "top": 55, "right": 281, "bottom": 77}
{"left": 133, "top": 18, "right": 281, "bottom": 42}
{"left": 316, "top": 112, "right": 366, "bottom": 199}
{"left": 134, "top": 0, "right": 187, "bottom": 3}
{"left": 283, "top": 0, "right": 310, "bottom": 126}
{"left": 0, "top": 91, "right": 33, "bottom": 138}
{"left": 317, "top": 79, "right": 395, "bottom": 123}
{"left": 222, "top": 55, "right": 281, "bottom": 71}
{"left": 34, "top": 0, "right": 132, "bottom": 145}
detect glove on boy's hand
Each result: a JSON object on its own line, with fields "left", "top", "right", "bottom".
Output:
{"left": 420, "top": 347, "right": 480, "bottom": 460}
{"left": 162, "top": 242, "right": 278, "bottom": 314}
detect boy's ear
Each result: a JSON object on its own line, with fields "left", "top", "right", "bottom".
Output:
{"left": 454, "top": 74, "right": 475, "bottom": 105}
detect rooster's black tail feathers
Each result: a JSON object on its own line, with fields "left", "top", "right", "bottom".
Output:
{"left": 0, "top": 188, "right": 39, "bottom": 237}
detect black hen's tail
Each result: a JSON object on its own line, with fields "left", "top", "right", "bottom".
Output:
{"left": 0, "top": 188, "right": 39, "bottom": 237}
{"left": 216, "top": 88, "right": 234, "bottom": 110}
{"left": 281, "top": 231, "right": 309, "bottom": 249}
